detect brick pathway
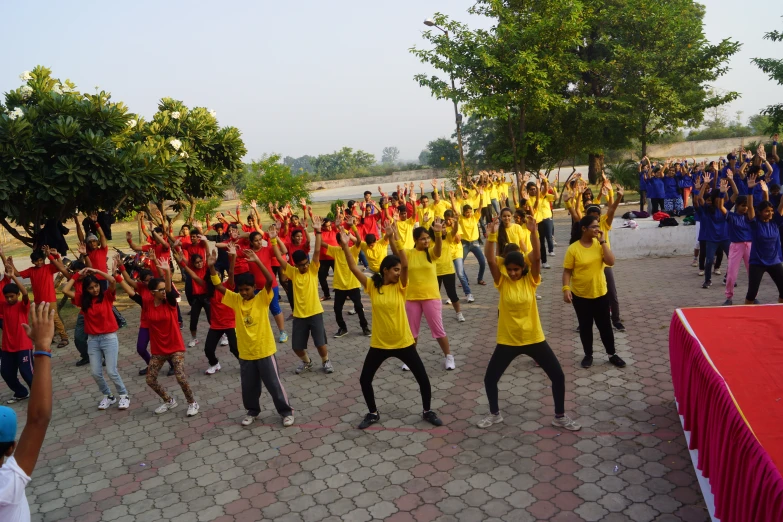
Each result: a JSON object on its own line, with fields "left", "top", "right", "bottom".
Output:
{"left": 18, "top": 216, "right": 779, "bottom": 522}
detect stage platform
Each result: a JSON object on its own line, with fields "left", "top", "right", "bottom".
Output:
{"left": 669, "top": 305, "right": 783, "bottom": 522}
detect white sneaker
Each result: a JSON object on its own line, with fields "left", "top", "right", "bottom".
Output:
{"left": 457, "top": 312, "right": 466, "bottom": 322}
{"left": 205, "top": 362, "right": 221, "bottom": 375}
{"left": 477, "top": 413, "right": 503, "bottom": 428}
{"left": 444, "top": 354, "right": 456, "bottom": 371}
{"left": 348, "top": 309, "right": 357, "bottom": 315}
{"left": 282, "top": 415, "right": 295, "bottom": 427}
{"left": 445, "top": 299, "right": 452, "bottom": 305}
{"left": 241, "top": 415, "right": 255, "bottom": 426}
{"left": 549, "top": 251, "right": 555, "bottom": 257}
{"left": 155, "top": 398, "right": 177, "bottom": 414}
{"left": 188, "top": 339, "right": 199, "bottom": 348}
{"left": 186, "top": 402, "right": 200, "bottom": 417}
{"left": 98, "top": 396, "right": 116, "bottom": 410}
{"left": 551, "top": 414, "right": 581, "bottom": 431}
{"left": 542, "top": 263, "right": 551, "bottom": 269}
{"left": 401, "top": 363, "right": 410, "bottom": 371}
{"left": 698, "top": 270, "right": 705, "bottom": 276}
{"left": 219, "top": 334, "right": 229, "bottom": 346}
{"left": 118, "top": 395, "right": 130, "bottom": 410}
{"left": 536, "top": 294, "right": 542, "bottom": 300}
{"left": 713, "top": 269, "right": 722, "bottom": 275}
{"left": 466, "top": 294, "right": 475, "bottom": 303}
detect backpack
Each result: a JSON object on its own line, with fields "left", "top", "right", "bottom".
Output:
{"left": 633, "top": 211, "right": 650, "bottom": 218}
{"left": 680, "top": 206, "right": 695, "bottom": 216}
{"left": 658, "top": 217, "right": 679, "bottom": 227}
{"left": 622, "top": 211, "right": 635, "bottom": 220}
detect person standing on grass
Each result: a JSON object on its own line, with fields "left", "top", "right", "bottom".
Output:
{"left": 0, "top": 268, "right": 34, "bottom": 405}
{"left": 0, "top": 302, "right": 54, "bottom": 522}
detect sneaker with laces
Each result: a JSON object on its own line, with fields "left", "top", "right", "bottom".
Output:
{"left": 118, "top": 395, "right": 130, "bottom": 410}
{"left": 333, "top": 328, "right": 348, "bottom": 338}
{"left": 188, "top": 339, "right": 199, "bottom": 348}
{"left": 323, "top": 360, "right": 334, "bottom": 373}
{"left": 548, "top": 251, "right": 555, "bottom": 257}
{"left": 241, "top": 415, "right": 255, "bottom": 426}
{"left": 445, "top": 298, "right": 452, "bottom": 305}
{"left": 358, "top": 412, "right": 380, "bottom": 429}
{"left": 205, "top": 362, "right": 221, "bottom": 375}
{"left": 155, "top": 398, "right": 177, "bottom": 414}
{"left": 98, "top": 396, "right": 116, "bottom": 410}
{"left": 612, "top": 321, "right": 625, "bottom": 332}
{"left": 713, "top": 268, "right": 722, "bottom": 275}
{"left": 282, "top": 415, "right": 295, "bottom": 427}
{"left": 691, "top": 259, "right": 698, "bottom": 267}
{"left": 581, "top": 355, "right": 593, "bottom": 368}
{"left": 608, "top": 354, "right": 627, "bottom": 368}
{"left": 348, "top": 309, "right": 357, "bottom": 315}
{"left": 296, "top": 360, "right": 314, "bottom": 374}
{"left": 444, "top": 354, "right": 456, "bottom": 371}
{"left": 698, "top": 270, "right": 705, "bottom": 276}
{"left": 542, "top": 263, "right": 551, "bottom": 269}
{"left": 362, "top": 327, "right": 372, "bottom": 337}
{"left": 401, "top": 363, "right": 410, "bottom": 371}
{"left": 466, "top": 294, "right": 475, "bottom": 303}
{"left": 186, "top": 402, "right": 200, "bottom": 417}
{"left": 456, "top": 312, "right": 466, "bottom": 322}
{"left": 278, "top": 331, "right": 289, "bottom": 343}
{"left": 219, "top": 334, "right": 229, "bottom": 346}
{"left": 552, "top": 415, "right": 581, "bottom": 431}
{"left": 477, "top": 413, "right": 504, "bottom": 428}
{"left": 423, "top": 410, "right": 443, "bottom": 426}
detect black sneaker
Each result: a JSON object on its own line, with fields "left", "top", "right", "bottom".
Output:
{"left": 423, "top": 411, "right": 443, "bottom": 427}
{"left": 612, "top": 322, "right": 625, "bottom": 332}
{"left": 702, "top": 281, "right": 712, "bottom": 289}
{"left": 722, "top": 299, "right": 732, "bottom": 306}
{"left": 139, "top": 368, "right": 148, "bottom": 376}
{"left": 334, "top": 328, "right": 348, "bottom": 338}
{"left": 358, "top": 412, "right": 380, "bottom": 429}
{"left": 753, "top": 299, "right": 761, "bottom": 304}
{"left": 608, "top": 354, "right": 627, "bottom": 368}
{"left": 75, "top": 358, "right": 90, "bottom": 367}
{"left": 362, "top": 327, "right": 372, "bottom": 337}
{"left": 581, "top": 355, "right": 593, "bottom": 368}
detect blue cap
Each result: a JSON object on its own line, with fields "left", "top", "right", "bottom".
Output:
{"left": 0, "top": 406, "right": 18, "bottom": 443}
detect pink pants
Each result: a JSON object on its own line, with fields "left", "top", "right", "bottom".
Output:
{"left": 725, "top": 242, "right": 751, "bottom": 299}
{"left": 682, "top": 187, "right": 692, "bottom": 208}
{"left": 405, "top": 300, "right": 447, "bottom": 340}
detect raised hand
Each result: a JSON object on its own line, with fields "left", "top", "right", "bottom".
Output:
{"left": 250, "top": 200, "right": 257, "bottom": 209}
{"left": 431, "top": 218, "right": 443, "bottom": 233}
{"left": 726, "top": 169, "right": 733, "bottom": 179}
{"left": 312, "top": 216, "right": 322, "bottom": 229}
{"left": 268, "top": 226, "right": 278, "bottom": 239}
{"left": 719, "top": 179, "right": 729, "bottom": 193}
{"left": 338, "top": 231, "right": 351, "bottom": 246}
{"left": 243, "top": 249, "right": 259, "bottom": 263}
{"left": 299, "top": 197, "right": 307, "bottom": 207}
{"left": 747, "top": 173, "right": 757, "bottom": 188}
{"left": 761, "top": 180, "right": 768, "bottom": 193}
{"left": 226, "top": 242, "right": 237, "bottom": 256}
{"left": 423, "top": 212, "right": 430, "bottom": 223}
{"left": 525, "top": 214, "right": 537, "bottom": 232}
{"left": 77, "top": 242, "right": 87, "bottom": 255}
{"left": 207, "top": 249, "right": 217, "bottom": 267}
{"left": 125, "top": 231, "right": 133, "bottom": 242}
{"left": 41, "top": 245, "right": 51, "bottom": 257}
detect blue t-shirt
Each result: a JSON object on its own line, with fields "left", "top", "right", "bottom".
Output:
{"left": 679, "top": 173, "right": 694, "bottom": 189}
{"left": 647, "top": 177, "right": 665, "bottom": 199}
{"left": 770, "top": 193, "right": 782, "bottom": 211}
{"left": 663, "top": 176, "right": 679, "bottom": 199}
{"left": 772, "top": 163, "right": 781, "bottom": 186}
{"left": 749, "top": 217, "right": 783, "bottom": 266}
{"left": 639, "top": 171, "right": 648, "bottom": 191}
{"left": 696, "top": 205, "right": 727, "bottom": 241}
{"left": 726, "top": 212, "right": 751, "bottom": 243}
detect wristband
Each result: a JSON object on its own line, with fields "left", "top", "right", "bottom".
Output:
{"left": 562, "top": 285, "right": 570, "bottom": 292}
{"left": 33, "top": 351, "right": 52, "bottom": 358}
{"left": 599, "top": 241, "right": 607, "bottom": 245}
{"left": 487, "top": 233, "right": 498, "bottom": 242}
{"left": 271, "top": 238, "right": 278, "bottom": 245}
{"left": 210, "top": 274, "right": 222, "bottom": 285}
{"left": 115, "top": 274, "right": 123, "bottom": 283}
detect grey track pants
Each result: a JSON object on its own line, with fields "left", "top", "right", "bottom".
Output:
{"left": 239, "top": 355, "right": 293, "bottom": 417}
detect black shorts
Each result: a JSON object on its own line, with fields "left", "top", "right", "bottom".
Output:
{"left": 292, "top": 313, "right": 328, "bottom": 350}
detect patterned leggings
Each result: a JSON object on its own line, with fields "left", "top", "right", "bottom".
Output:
{"left": 146, "top": 353, "right": 195, "bottom": 404}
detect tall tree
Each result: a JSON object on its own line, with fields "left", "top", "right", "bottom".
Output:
{"left": 381, "top": 146, "right": 400, "bottom": 165}
{"left": 242, "top": 155, "right": 311, "bottom": 217}
{"left": 425, "top": 138, "right": 460, "bottom": 169}
{"left": 752, "top": 20, "right": 783, "bottom": 133}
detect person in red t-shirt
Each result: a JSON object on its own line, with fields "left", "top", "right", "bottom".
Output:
{"left": 174, "top": 251, "right": 211, "bottom": 349}
{"left": 318, "top": 218, "right": 338, "bottom": 301}
{"left": 62, "top": 268, "right": 129, "bottom": 411}
{"left": 202, "top": 248, "right": 239, "bottom": 375}
{"left": 0, "top": 271, "right": 34, "bottom": 403}
{"left": 118, "top": 260, "right": 200, "bottom": 417}
{"left": 126, "top": 229, "right": 171, "bottom": 263}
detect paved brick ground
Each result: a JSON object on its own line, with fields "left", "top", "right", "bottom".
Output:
{"left": 15, "top": 216, "right": 780, "bottom": 521}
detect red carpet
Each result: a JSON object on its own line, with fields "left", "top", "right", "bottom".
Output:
{"left": 679, "top": 306, "right": 783, "bottom": 472}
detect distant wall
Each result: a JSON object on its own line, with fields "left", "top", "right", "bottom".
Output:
{"left": 308, "top": 169, "right": 446, "bottom": 192}
{"left": 646, "top": 136, "right": 766, "bottom": 159}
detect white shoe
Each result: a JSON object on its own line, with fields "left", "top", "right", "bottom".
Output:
{"left": 348, "top": 309, "right": 357, "bottom": 315}
{"left": 456, "top": 312, "right": 465, "bottom": 322}
{"left": 241, "top": 415, "right": 255, "bottom": 426}
{"left": 187, "top": 402, "right": 200, "bottom": 417}
{"left": 553, "top": 239, "right": 558, "bottom": 246}
{"left": 219, "top": 334, "right": 229, "bottom": 346}
{"left": 401, "top": 363, "right": 410, "bottom": 371}
{"left": 551, "top": 414, "right": 581, "bottom": 431}
{"left": 466, "top": 294, "right": 475, "bottom": 303}
{"left": 188, "top": 338, "right": 199, "bottom": 348}
{"left": 477, "top": 413, "right": 503, "bottom": 428}
{"left": 698, "top": 270, "right": 705, "bottom": 276}
{"left": 445, "top": 299, "right": 452, "bottom": 305}
{"left": 548, "top": 251, "right": 555, "bottom": 257}
{"left": 713, "top": 269, "right": 722, "bottom": 275}
{"left": 542, "top": 263, "right": 551, "bottom": 269}
{"left": 282, "top": 415, "right": 295, "bottom": 427}
{"left": 444, "top": 354, "right": 456, "bottom": 371}
{"left": 98, "top": 396, "right": 116, "bottom": 410}
{"left": 118, "top": 395, "right": 130, "bottom": 410}
{"left": 536, "top": 294, "right": 542, "bottom": 300}
{"left": 205, "top": 362, "right": 221, "bottom": 375}
{"left": 155, "top": 398, "right": 177, "bottom": 414}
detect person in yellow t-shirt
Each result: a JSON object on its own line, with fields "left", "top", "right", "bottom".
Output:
{"left": 435, "top": 212, "right": 464, "bottom": 323}
{"left": 337, "top": 225, "right": 444, "bottom": 431}
{"left": 326, "top": 231, "right": 370, "bottom": 339}
{"left": 211, "top": 249, "right": 294, "bottom": 428}
{"left": 360, "top": 233, "right": 389, "bottom": 274}
{"left": 269, "top": 218, "right": 332, "bottom": 376}
{"left": 562, "top": 215, "right": 626, "bottom": 370}
{"left": 497, "top": 207, "right": 533, "bottom": 256}
{"left": 395, "top": 204, "right": 417, "bottom": 250}
{"left": 527, "top": 177, "right": 557, "bottom": 268}
{"left": 477, "top": 217, "right": 581, "bottom": 432}
{"left": 449, "top": 189, "right": 487, "bottom": 296}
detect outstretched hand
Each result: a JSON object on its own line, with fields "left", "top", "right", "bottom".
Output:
{"left": 23, "top": 302, "right": 55, "bottom": 351}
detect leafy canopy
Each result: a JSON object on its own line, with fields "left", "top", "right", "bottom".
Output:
{"left": 751, "top": 19, "right": 783, "bottom": 134}
{"left": 241, "top": 155, "right": 311, "bottom": 217}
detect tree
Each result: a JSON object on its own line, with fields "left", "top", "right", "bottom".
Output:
{"left": 283, "top": 154, "right": 316, "bottom": 175}
{"left": 0, "top": 66, "right": 174, "bottom": 246}
{"left": 752, "top": 20, "right": 783, "bottom": 133}
{"left": 418, "top": 149, "right": 430, "bottom": 166}
{"left": 381, "top": 146, "right": 400, "bottom": 165}
{"left": 312, "top": 147, "right": 376, "bottom": 179}
{"left": 749, "top": 114, "right": 773, "bottom": 136}
{"left": 242, "top": 155, "right": 311, "bottom": 217}
{"left": 425, "top": 138, "right": 460, "bottom": 169}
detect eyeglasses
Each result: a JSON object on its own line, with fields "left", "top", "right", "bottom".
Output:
{"left": 588, "top": 225, "right": 601, "bottom": 229}
{"left": 296, "top": 261, "right": 310, "bottom": 269}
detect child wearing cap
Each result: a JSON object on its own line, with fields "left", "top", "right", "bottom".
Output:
{"left": 0, "top": 302, "right": 54, "bottom": 522}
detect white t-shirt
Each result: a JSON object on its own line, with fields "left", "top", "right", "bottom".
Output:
{"left": 0, "top": 457, "right": 31, "bottom": 522}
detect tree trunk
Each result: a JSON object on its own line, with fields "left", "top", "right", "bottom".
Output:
{"left": 0, "top": 218, "right": 34, "bottom": 247}
{"left": 588, "top": 154, "right": 604, "bottom": 184}
{"left": 518, "top": 107, "right": 527, "bottom": 201}
{"left": 641, "top": 122, "right": 648, "bottom": 158}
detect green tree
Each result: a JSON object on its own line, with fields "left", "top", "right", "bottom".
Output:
{"left": 752, "top": 20, "right": 783, "bottom": 133}
{"left": 312, "top": 147, "right": 376, "bottom": 179}
{"left": 193, "top": 197, "right": 222, "bottom": 221}
{"left": 418, "top": 149, "right": 430, "bottom": 165}
{"left": 748, "top": 114, "right": 773, "bottom": 135}
{"left": 283, "top": 154, "right": 316, "bottom": 175}
{"left": 242, "top": 155, "right": 311, "bottom": 217}
{"left": 0, "top": 66, "right": 173, "bottom": 245}
{"left": 425, "top": 138, "right": 460, "bottom": 169}
{"left": 381, "top": 146, "right": 400, "bottom": 164}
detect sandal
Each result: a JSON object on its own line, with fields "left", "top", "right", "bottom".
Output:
{"left": 477, "top": 280, "right": 487, "bottom": 286}
{"left": 57, "top": 339, "right": 69, "bottom": 348}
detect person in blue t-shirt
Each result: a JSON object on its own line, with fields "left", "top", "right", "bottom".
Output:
{"left": 679, "top": 166, "right": 694, "bottom": 208}
{"left": 646, "top": 167, "right": 665, "bottom": 214}
{"left": 744, "top": 175, "right": 783, "bottom": 304}
{"left": 638, "top": 159, "right": 649, "bottom": 213}
{"left": 663, "top": 166, "right": 683, "bottom": 213}
{"left": 694, "top": 173, "right": 729, "bottom": 288}
{"left": 717, "top": 175, "right": 751, "bottom": 305}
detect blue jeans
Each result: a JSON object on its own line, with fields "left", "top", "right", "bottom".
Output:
{"left": 462, "top": 240, "right": 486, "bottom": 283}
{"left": 88, "top": 332, "right": 127, "bottom": 397}
{"left": 705, "top": 240, "right": 730, "bottom": 283}
{"left": 358, "top": 250, "right": 369, "bottom": 268}
{"left": 491, "top": 199, "right": 501, "bottom": 216}
{"left": 453, "top": 257, "right": 471, "bottom": 295}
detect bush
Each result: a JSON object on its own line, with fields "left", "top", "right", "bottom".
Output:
{"left": 605, "top": 160, "right": 640, "bottom": 191}
{"left": 194, "top": 197, "right": 222, "bottom": 222}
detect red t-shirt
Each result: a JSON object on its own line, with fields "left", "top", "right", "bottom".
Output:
{"left": 88, "top": 246, "right": 109, "bottom": 279}
{"left": 320, "top": 230, "right": 338, "bottom": 260}
{"left": 247, "top": 245, "right": 277, "bottom": 289}
{"left": 232, "top": 238, "right": 250, "bottom": 274}
{"left": 141, "top": 292, "right": 185, "bottom": 355}
{"left": 360, "top": 214, "right": 381, "bottom": 239}
{"left": 0, "top": 300, "right": 33, "bottom": 352}
{"left": 0, "top": 276, "right": 10, "bottom": 319}
{"left": 142, "top": 242, "right": 171, "bottom": 262}
{"left": 190, "top": 265, "right": 208, "bottom": 295}
{"left": 137, "top": 284, "right": 151, "bottom": 328}
{"left": 19, "top": 264, "right": 59, "bottom": 304}
{"left": 209, "top": 281, "right": 235, "bottom": 329}
{"left": 82, "top": 289, "right": 118, "bottom": 336}
{"left": 185, "top": 243, "right": 206, "bottom": 262}
{"left": 241, "top": 224, "right": 255, "bottom": 233}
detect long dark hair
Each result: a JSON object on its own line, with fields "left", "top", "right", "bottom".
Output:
{"left": 504, "top": 251, "right": 529, "bottom": 277}
{"left": 371, "top": 255, "right": 401, "bottom": 293}
{"left": 497, "top": 207, "right": 513, "bottom": 254}
{"left": 80, "top": 275, "right": 104, "bottom": 313}
{"left": 412, "top": 227, "right": 431, "bottom": 263}
{"left": 579, "top": 215, "right": 599, "bottom": 238}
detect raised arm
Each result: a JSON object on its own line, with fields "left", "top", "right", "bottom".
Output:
{"left": 244, "top": 249, "right": 273, "bottom": 292}
{"left": 42, "top": 246, "right": 70, "bottom": 279}
{"left": 717, "top": 180, "right": 728, "bottom": 215}
{"left": 484, "top": 220, "right": 502, "bottom": 285}
{"left": 431, "top": 218, "right": 443, "bottom": 260}
{"left": 339, "top": 230, "right": 368, "bottom": 288}
{"left": 125, "top": 231, "right": 146, "bottom": 252}
{"left": 311, "top": 216, "right": 322, "bottom": 264}
{"left": 6, "top": 270, "right": 29, "bottom": 303}
{"left": 605, "top": 185, "right": 624, "bottom": 227}
{"left": 173, "top": 251, "right": 204, "bottom": 287}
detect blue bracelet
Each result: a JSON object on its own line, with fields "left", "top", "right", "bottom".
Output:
{"left": 33, "top": 351, "right": 52, "bottom": 358}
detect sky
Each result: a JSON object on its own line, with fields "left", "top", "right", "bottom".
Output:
{"left": 1, "top": 1, "right": 780, "bottom": 163}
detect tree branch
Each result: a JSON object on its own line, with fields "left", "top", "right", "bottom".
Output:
{"left": 0, "top": 218, "right": 34, "bottom": 247}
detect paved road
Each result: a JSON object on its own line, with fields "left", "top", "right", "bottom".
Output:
{"left": 19, "top": 216, "right": 778, "bottom": 522}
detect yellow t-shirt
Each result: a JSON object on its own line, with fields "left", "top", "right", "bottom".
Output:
{"left": 501, "top": 181, "right": 513, "bottom": 198}
{"left": 396, "top": 217, "right": 416, "bottom": 250}
{"left": 283, "top": 261, "right": 323, "bottom": 319}
{"left": 326, "top": 244, "right": 361, "bottom": 291}
{"left": 222, "top": 288, "right": 276, "bottom": 360}
{"left": 597, "top": 187, "right": 615, "bottom": 205}
{"left": 563, "top": 239, "right": 608, "bottom": 299}
{"left": 488, "top": 183, "right": 499, "bottom": 200}
{"left": 458, "top": 214, "right": 480, "bottom": 242}
{"left": 363, "top": 280, "right": 415, "bottom": 349}
{"left": 416, "top": 207, "right": 433, "bottom": 228}
{"left": 446, "top": 226, "right": 462, "bottom": 260}
{"left": 496, "top": 272, "right": 545, "bottom": 346}
{"left": 503, "top": 223, "right": 533, "bottom": 253}
{"left": 599, "top": 214, "right": 612, "bottom": 249}
{"left": 430, "top": 199, "right": 450, "bottom": 219}
{"left": 361, "top": 239, "right": 388, "bottom": 273}
{"left": 404, "top": 247, "right": 440, "bottom": 300}
{"left": 533, "top": 194, "right": 555, "bottom": 222}
{"left": 434, "top": 233, "right": 457, "bottom": 276}
{"left": 480, "top": 189, "right": 492, "bottom": 208}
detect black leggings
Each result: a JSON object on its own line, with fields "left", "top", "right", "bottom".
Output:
{"left": 190, "top": 294, "right": 211, "bottom": 333}
{"left": 360, "top": 346, "right": 431, "bottom": 413}
{"left": 318, "top": 260, "right": 335, "bottom": 299}
{"left": 204, "top": 328, "right": 239, "bottom": 366}
{"left": 484, "top": 342, "right": 565, "bottom": 415}
{"left": 335, "top": 288, "right": 368, "bottom": 330}
{"left": 652, "top": 198, "right": 665, "bottom": 214}
{"left": 437, "top": 274, "right": 459, "bottom": 303}
{"left": 571, "top": 293, "right": 615, "bottom": 356}
{"left": 698, "top": 240, "right": 725, "bottom": 271}
{"left": 746, "top": 263, "right": 783, "bottom": 301}
{"left": 639, "top": 190, "right": 647, "bottom": 213}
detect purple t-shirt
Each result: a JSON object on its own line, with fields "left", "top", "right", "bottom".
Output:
{"left": 749, "top": 216, "right": 783, "bottom": 266}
